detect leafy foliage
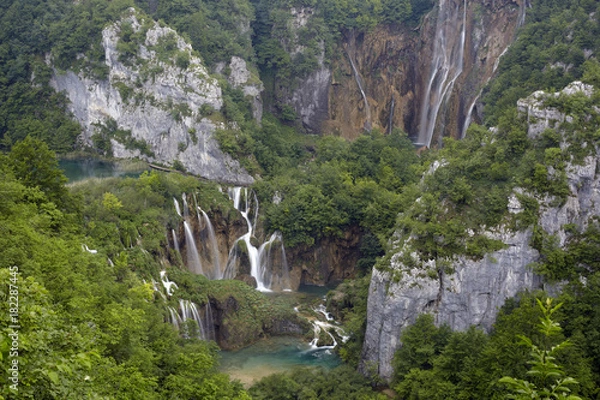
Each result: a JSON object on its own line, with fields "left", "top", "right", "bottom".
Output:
{"left": 0, "top": 139, "right": 249, "bottom": 399}
{"left": 391, "top": 295, "right": 596, "bottom": 399}
{"left": 249, "top": 365, "right": 386, "bottom": 399}
{"left": 499, "top": 299, "right": 583, "bottom": 400}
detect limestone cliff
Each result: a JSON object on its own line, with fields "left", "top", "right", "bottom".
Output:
{"left": 281, "top": 0, "right": 525, "bottom": 142}
{"left": 359, "top": 82, "right": 600, "bottom": 381}
{"left": 50, "top": 9, "right": 253, "bottom": 185}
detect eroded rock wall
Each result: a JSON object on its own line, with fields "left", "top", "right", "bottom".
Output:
{"left": 359, "top": 83, "right": 600, "bottom": 381}
{"left": 51, "top": 9, "right": 253, "bottom": 185}
{"left": 284, "top": 0, "right": 525, "bottom": 142}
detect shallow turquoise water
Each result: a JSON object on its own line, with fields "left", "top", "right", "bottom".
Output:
{"left": 219, "top": 336, "right": 340, "bottom": 386}
{"left": 59, "top": 158, "right": 147, "bottom": 182}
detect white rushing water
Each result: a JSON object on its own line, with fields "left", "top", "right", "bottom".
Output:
{"left": 227, "top": 187, "right": 291, "bottom": 292}
{"left": 418, "top": 0, "right": 467, "bottom": 147}
{"left": 347, "top": 51, "right": 372, "bottom": 131}
{"left": 200, "top": 208, "right": 222, "bottom": 280}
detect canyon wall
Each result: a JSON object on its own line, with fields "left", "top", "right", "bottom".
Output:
{"left": 51, "top": 9, "right": 254, "bottom": 185}
{"left": 359, "top": 82, "right": 599, "bottom": 381}
{"left": 286, "top": 0, "right": 526, "bottom": 143}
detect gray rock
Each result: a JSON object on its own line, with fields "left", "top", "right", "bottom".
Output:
{"left": 517, "top": 81, "right": 595, "bottom": 138}
{"left": 50, "top": 8, "right": 253, "bottom": 185}
{"left": 360, "top": 82, "right": 600, "bottom": 382}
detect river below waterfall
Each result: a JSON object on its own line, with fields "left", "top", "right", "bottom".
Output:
{"left": 219, "top": 336, "right": 340, "bottom": 386}
{"left": 219, "top": 284, "right": 342, "bottom": 387}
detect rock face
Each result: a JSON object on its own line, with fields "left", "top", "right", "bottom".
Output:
{"left": 517, "top": 81, "right": 595, "bottom": 138}
{"left": 278, "top": 0, "right": 525, "bottom": 142}
{"left": 359, "top": 83, "right": 600, "bottom": 381}
{"left": 287, "top": 226, "right": 362, "bottom": 288}
{"left": 51, "top": 9, "right": 253, "bottom": 185}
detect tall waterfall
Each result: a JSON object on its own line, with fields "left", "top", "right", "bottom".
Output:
{"left": 200, "top": 208, "right": 222, "bottom": 279}
{"left": 227, "top": 187, "right": 291, "bottom": 292}
{"left": 347, "top": 51, "right": 372, "bottom": 132}
{"left": 180, "top": 193, "right": 204, "bottom": 275}
{"left": 417, "top": 0, "right": 467, "bottom": 147}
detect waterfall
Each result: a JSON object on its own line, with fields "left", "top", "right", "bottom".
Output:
{"left": 173, "top": 197, "right": 182, "bottom": 217}
{"left": 172, "top": 229, "right": 180, "bottom": 255}
{"left": 461, "top": 89, "right": 482, "bottom": 138}
{"left": 226, "top": 187, "right": 291, "bottom": 292}
{"left": 388, "top": 97, "right": 395, "bottom": 135}
{"left": 203, "top": 302, "right": 216, "bottom": 341}
{"left": 168, "top": 306, "right": 181, "bottom": 330}
{"left": 417, "top": 0, "right": 467, "bottom": 147}
{"left": 178, "top": 299, "right": 206, "bottom": 340}
{"left": 259, "top": 232, "right": 292, "bottom": 291}
{"left": 182, "top": 193, "right": 190, "bottom": 218}
{"left": 183, "top": 221, "right": 204, "bottom": 275}
{"left": 200, "top": 208, "right": 222, "bottom": 280}
{"left": 347, "top": 51, "right": 372, "bottom": 132}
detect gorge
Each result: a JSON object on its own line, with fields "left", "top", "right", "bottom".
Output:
{"left": 3, "top": 0, "right": 600, "bottom": 397}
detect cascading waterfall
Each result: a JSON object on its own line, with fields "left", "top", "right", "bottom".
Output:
{"left": 347, "top": 51, "right": 372, "bottom": 132}
{"left": 417, "top": 0, "right": 467, "bottom": 147}
{"left": 200, "top": 208, "right": 222, "bottom": 279}
{"left": 227, "top": 187, "right": 291, "bottom": 292}
{"left": 178, "top": 299, "right": 206, "bottom": 340}
{"left": 160, "top": 270, "right": 179, "bottom": 296}
{"left": 203, "top": 302, "right": 216, "bottom": 341}
{"left": 172, "top": 228, "right": 180, "bottom": 255}
{"left": 306, "top": 303, "right": 348, "bottom": 352}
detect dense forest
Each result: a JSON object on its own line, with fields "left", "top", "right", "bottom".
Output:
{"left": 2, "top": 0, "right": 600, "bottom": 399}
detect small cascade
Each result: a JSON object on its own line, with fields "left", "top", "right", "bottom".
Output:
{"left": 313, "top": 304, "right": 334, "bottom": 321}
{"left": 178, "top": 299, "right": 206, "bottom": 340}
{"left": 346, "top": 51, "right": 372, "bottom": 132}
{"left": 172, "top": 228, "right": 180, "bottom": 255}
{"left": 200, "top": 208, "right": 222, "bottom": 279}
{"left": 173, "top": 197, "right": 182, "bottom": 217}
{"left": 418, "top": 0, "right": 468, "bottom": 147}
{"left": 160, "top": 270, "right": 179, "bottom": 296}
{"left": 227, "top": 188, "right": 291, "bottom": 292}
{"left": 183, "top": 221, "right": 204, "bottom": 275}
{"left": 305, "top": 303, "right": 348, "bottom": 352}
{"left": 203, "top": 302, "right": 217, "bottom": 341}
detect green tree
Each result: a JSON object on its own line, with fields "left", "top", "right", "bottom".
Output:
{"left": 499, "top": 298, "right": 583, "bottom": 400}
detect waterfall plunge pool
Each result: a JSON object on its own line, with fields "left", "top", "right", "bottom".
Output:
{"left": 219, "top": 284, "right": 342, "bottom": 387}
{"left": 219, "top": 336, "right": 340, "bottom": 387}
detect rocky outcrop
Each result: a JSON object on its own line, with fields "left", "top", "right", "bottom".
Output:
{"left": 51, "top": 9, "right": 253, "bottom": 185}
{"left": 226, "top": 56, "right": 264, "bottom": 123}
{"left": 287, "top": 226, "right": 362, "bottom": 288}
{"left": 359, "top": 83, "right": 600, "bottom": 381}
{"left": 517, "top": 81, "right": 595, "bottom": 138}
